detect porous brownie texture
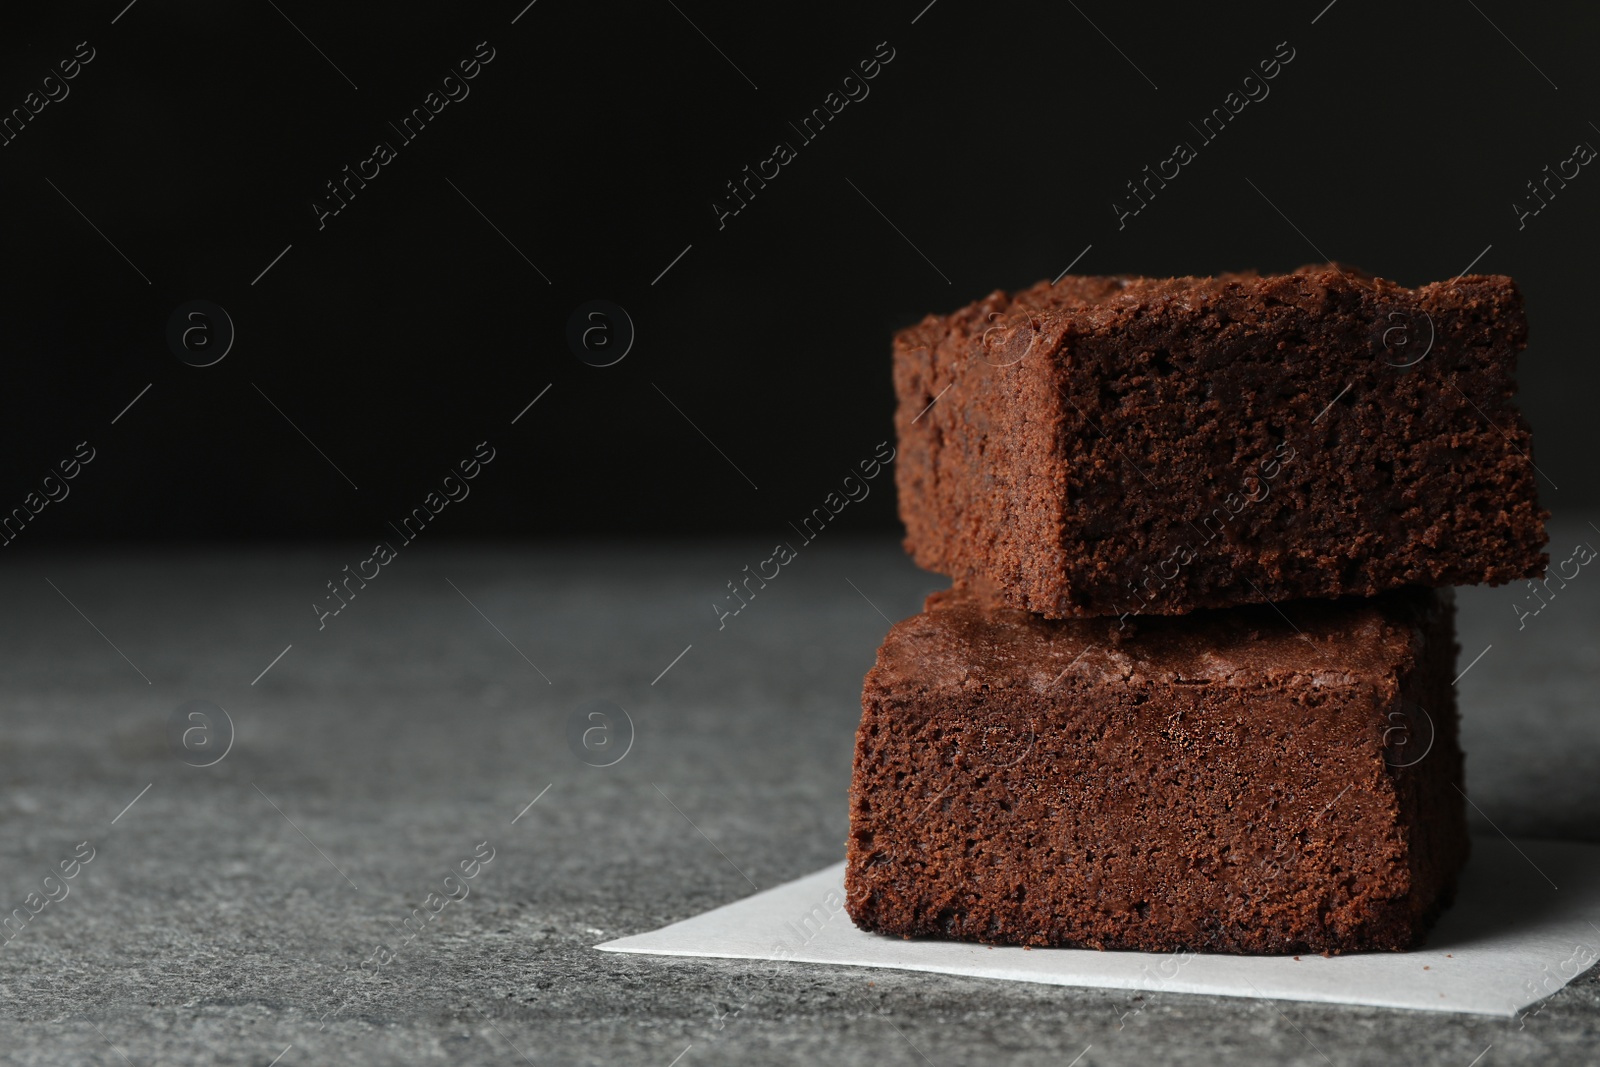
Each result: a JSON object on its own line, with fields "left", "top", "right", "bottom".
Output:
{"left": 845, "top": 586, "right": 1467, "bottom": 954}
{"left": 893, "top": 264, "right": 1548, "bottom": 618}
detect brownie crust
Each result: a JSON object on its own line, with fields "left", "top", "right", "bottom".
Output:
{"left": 845, "top": 586, "right": 1468, "bottom": 954}
{"left": 893, "top": 264, "right": 1548, "bottom": 618}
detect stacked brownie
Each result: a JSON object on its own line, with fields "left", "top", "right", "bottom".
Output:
{"left": 845, "top": 264, "right": 1548, "bottom": 954}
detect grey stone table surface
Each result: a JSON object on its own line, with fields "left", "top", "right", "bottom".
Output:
{"left": 1, "top": 519, "right": 1598, "bottom": 1067}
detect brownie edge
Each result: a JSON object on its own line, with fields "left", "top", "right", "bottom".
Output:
{"left": 844, "top": 587, "right": 1468, "bottom": 955}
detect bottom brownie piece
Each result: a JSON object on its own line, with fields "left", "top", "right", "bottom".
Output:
{"left": 845, "top": 587, "right": 1467, "bottom": 954}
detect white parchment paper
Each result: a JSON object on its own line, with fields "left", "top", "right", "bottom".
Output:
{"left": 597, "top": 836, "right": 1600, "bottom": 1016}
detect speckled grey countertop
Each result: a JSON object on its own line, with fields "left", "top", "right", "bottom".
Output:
{"left": 1, "top": 521, "right": 1597, "bottom": 1066}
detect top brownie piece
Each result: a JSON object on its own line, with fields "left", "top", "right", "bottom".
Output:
{"left": 893, "top": 264, "right": 1548, "bottom": 618}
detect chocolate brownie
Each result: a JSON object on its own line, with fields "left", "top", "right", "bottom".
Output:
{"left": 894, "top": 264, "right": 1548, "bottom": 618}
{"left": 845, "top": 586, "right": 1467, "bottom": 954}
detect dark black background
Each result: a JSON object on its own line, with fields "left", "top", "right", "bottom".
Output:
{"left": 0, "top": 0, "right": 1592, "bottom": 545}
